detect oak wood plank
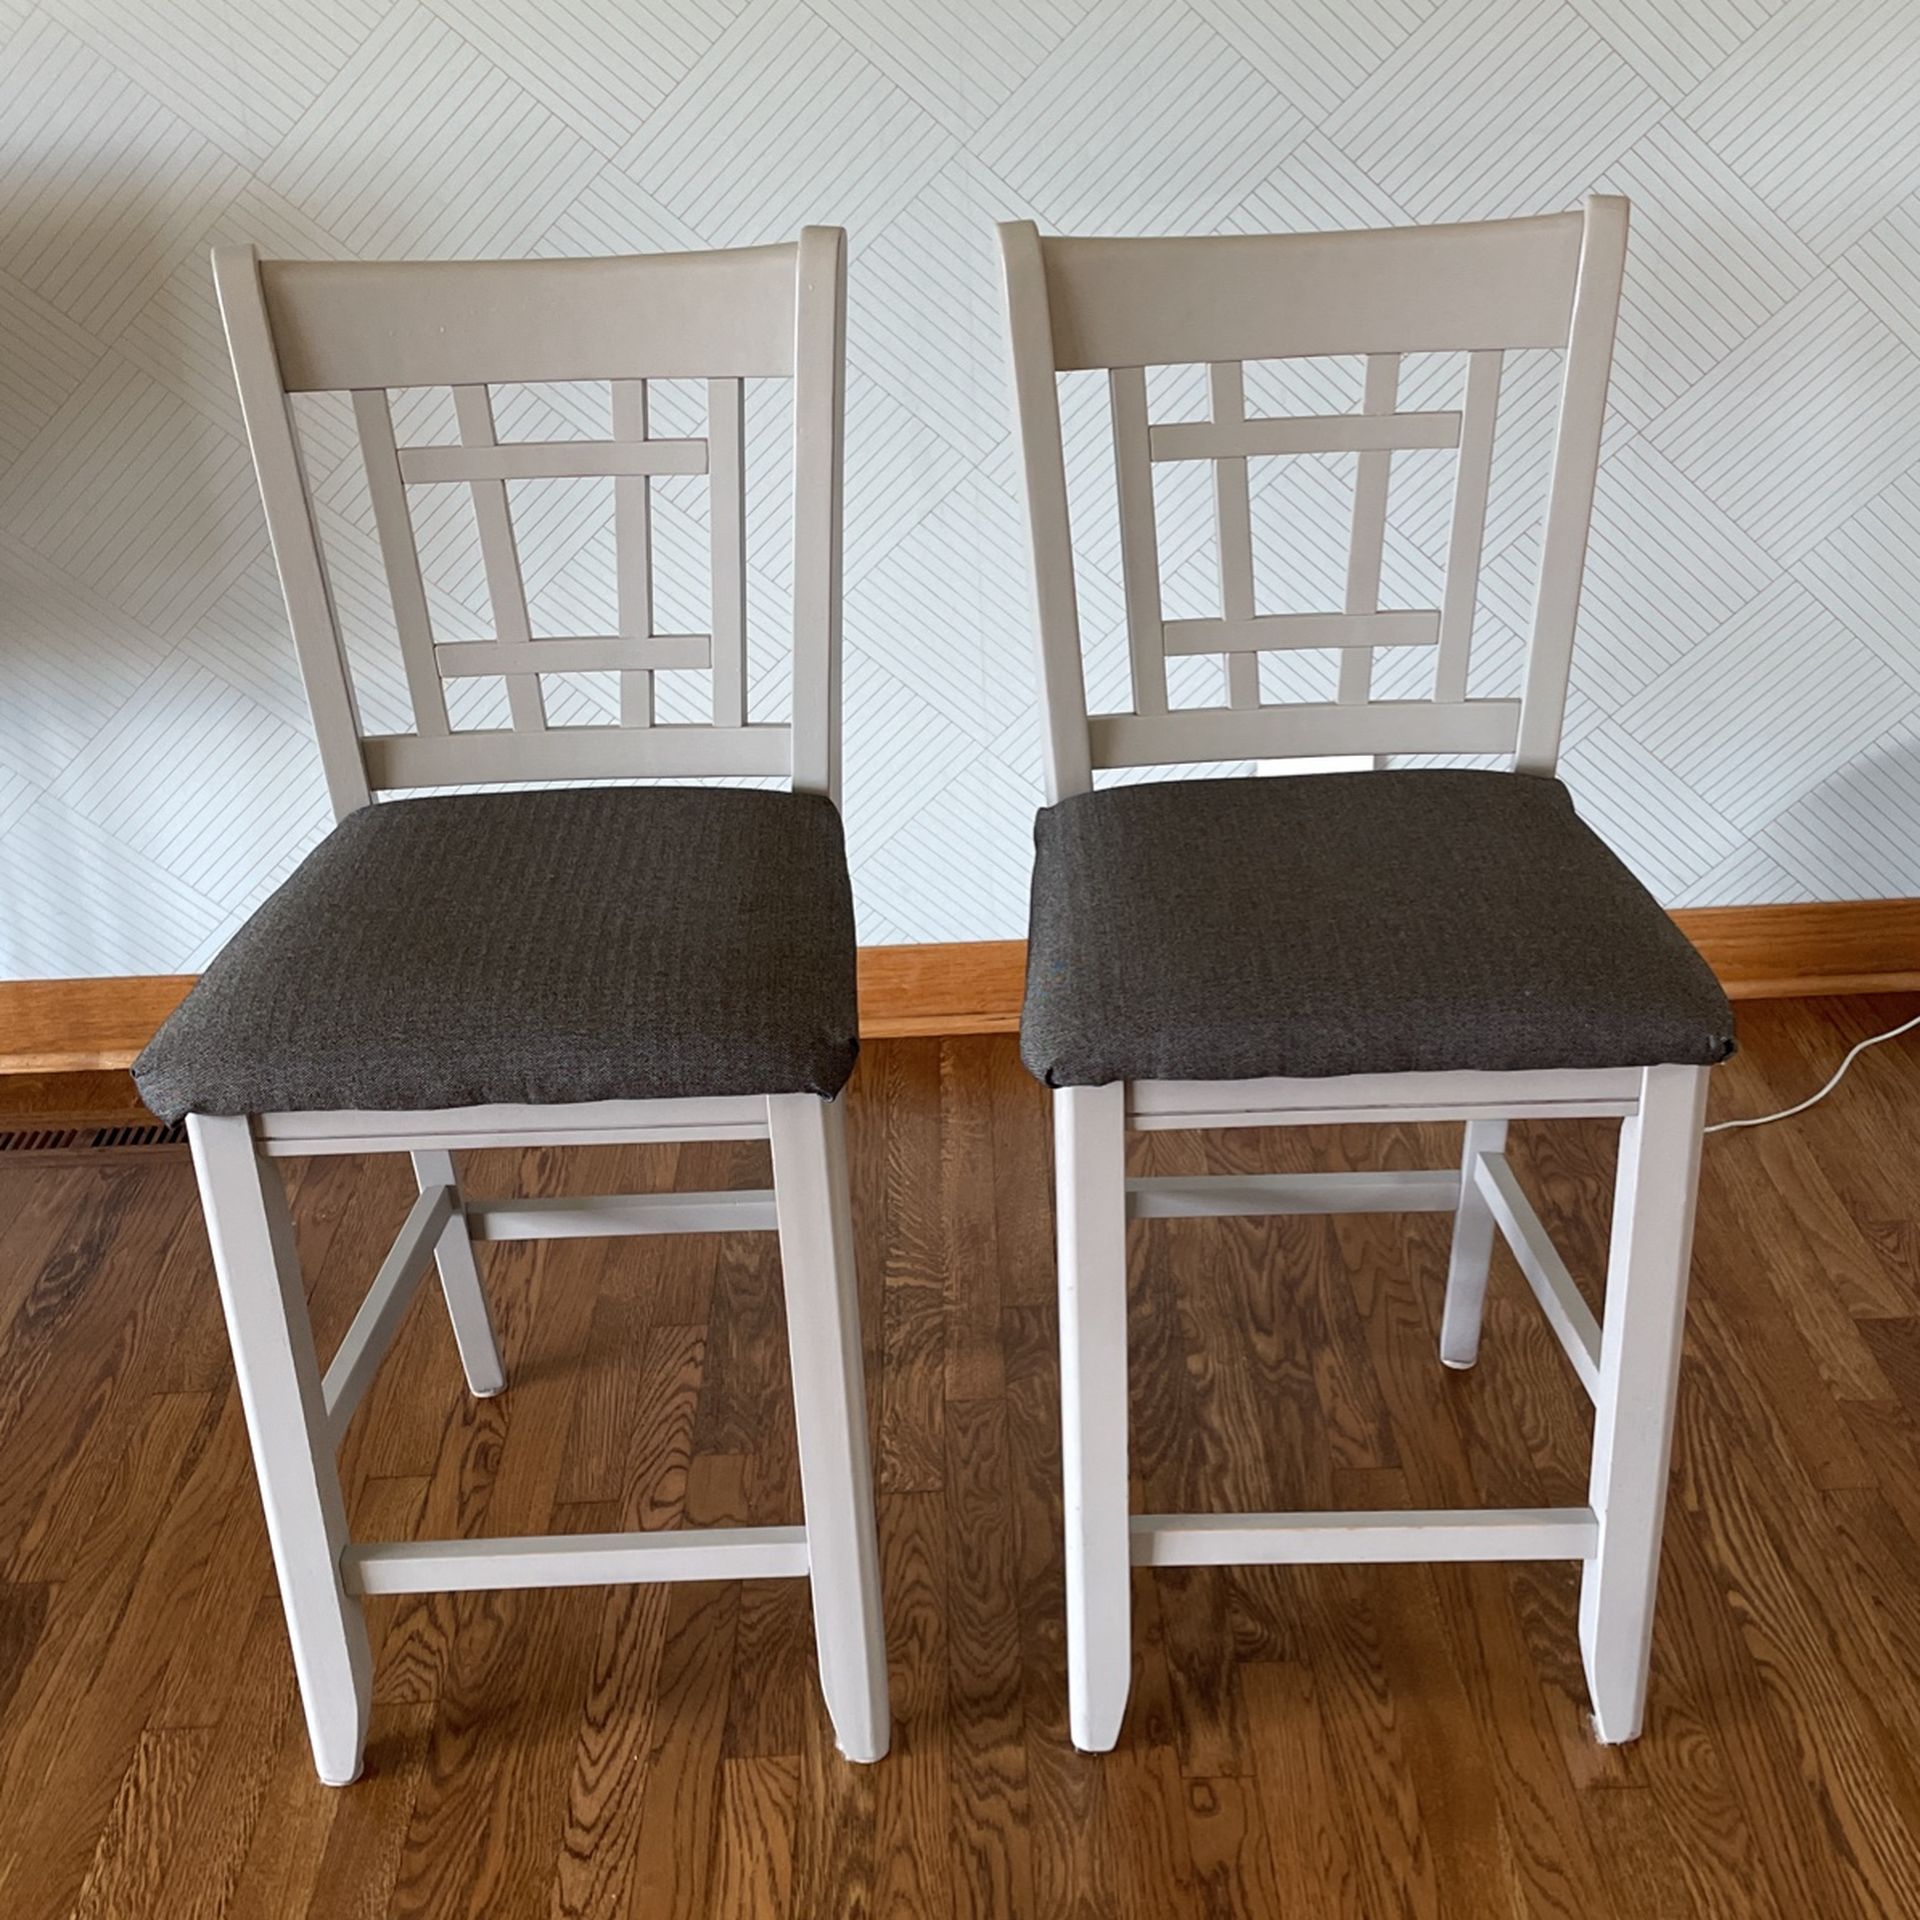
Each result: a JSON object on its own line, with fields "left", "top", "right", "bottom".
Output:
{"left": 941, "top": 1041, "right": 1005, "bottom": 1402}
{"left": 617, "top": 1581, "right": 739, "bottom": 1920}
{"left": 148, "top": 1592, "right": 302, "bottom": 1919}
{"left": 712, "top": 1753, "right": 799, "bottom": 1919}
{"left": 547, "top": 1580, "right": 672, "bottom": 1920}
{"left": 67, "top": 1727, "right": 213, "bottom": 1920}
{"left": 878, "top": 1040, "right": 946, "bottom": 1493}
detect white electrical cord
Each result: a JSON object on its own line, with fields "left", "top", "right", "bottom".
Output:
{"left": 1704, "top": 1010, "right": 1920, "bottom": 1135}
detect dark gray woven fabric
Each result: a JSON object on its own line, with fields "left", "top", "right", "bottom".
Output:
{"left": 134, "top": 786, "right": 859, "bottom": 1122}
{"left": 1021, "top": 769, "right": 1735, "bottom": 1088}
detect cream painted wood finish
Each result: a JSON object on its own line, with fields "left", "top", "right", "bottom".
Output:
{"left": 999, "top": 199, "right": 1627, "bottom": 794}
{"left": 214, "top": 232, "right": 846, "bottom": 812}
{"left": 194, "top": 231, "right": 887, "bottom": 1786}
{"left": 1000, "top": 199, "right": 1716, "bottom": 1754}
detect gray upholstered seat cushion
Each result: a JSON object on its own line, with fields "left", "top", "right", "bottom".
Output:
{"left": 134, "top": 786, "right": 859, "bottom": 1122}
{"left": 1021, "top": 769, "right": 1735, "bottom": 1088}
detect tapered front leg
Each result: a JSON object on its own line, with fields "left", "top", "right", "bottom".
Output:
{"left": 189, "top": 1114, "right": 372, "bottom": 1785}
{"left": 769, "top": 1092, "right": 890, "bottom": 1762}
{"left": 1580, "top": 1065, "right": 1709, "bottom": 1742}
{"left": 1056, "top": 1080, "right": 1132, "bottom": 1752}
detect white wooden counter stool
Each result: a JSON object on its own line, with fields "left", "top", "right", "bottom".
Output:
{"left": 133, "top": 230, "right": 888, "bottom": 1784}
{"left": 998, "top": 198, "right": 1735, "bottom": 1752}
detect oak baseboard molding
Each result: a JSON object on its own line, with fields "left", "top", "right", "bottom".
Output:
{"left": 4, "top": 898, "right": 1918, "bottom": 1123}
{"left": 1668, "top": 898, "right": 1920, "bottom": 999}
{"left": 853, "top": 898, "right": 1920, "bottom": 1029}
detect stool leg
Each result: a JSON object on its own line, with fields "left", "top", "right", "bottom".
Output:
{"left": 768, "top": 1092, "right": 889, "bottom": 1762}
{"left": 1056, "top": 1081, "right": 1131, "bottom": 1752}
{"left": 188, "top": 1114, "right": 372, "bottom": 1786}
{"left": 1580, "top": 1064, "right": 1709, "bottom": 1742}
{"left": 411, "top": 1150, "right": 505, "bottom": 1397}
{"left": 1439, "top": 1119, "right": 1508, "bottom": 1368}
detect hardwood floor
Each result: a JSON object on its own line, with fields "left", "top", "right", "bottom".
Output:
{"left": 3, "top": 999, "right": 1920, "bottom": 1916}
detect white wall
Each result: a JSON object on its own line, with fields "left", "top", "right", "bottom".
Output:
{"left": 5, "top": 0, "right": 1920, "bottom": 974}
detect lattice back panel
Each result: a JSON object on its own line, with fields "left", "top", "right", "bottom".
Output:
{"left": 296, "top": 375, "right": 790, "bottom": 746}
{"left": 1001, "top": 204, "right": 1628, "bottom": 800}
{"left": 1121, "top": 348, "right": 1516, "bottom": 703}
{"left": 214, "top": 235, "right": 843, "bottom": 813}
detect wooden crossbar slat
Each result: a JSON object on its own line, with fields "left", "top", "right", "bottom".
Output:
{"left": 1127, "top": 1169, "right": 1458, "bottom": 1218}
{"left": 1207, "top": 362, "right": 1259, "bottom": 707}
{"left": 1109, "top": 365, "right": 1168, "bottom": 717}
{"left": 321, "top": 1184, "right": 453, "bottom": 1446}
{"left": 344, "top": 1525, "right": 811, "bottom": 1594}
{"left": 397, "top": 438, "right": 708, "bottom": 483}
{"left": 468, "top": 1189, "right": 778, "bottom": 1240}
{"left": 257, "top": 1093, "right": 773, "bottom": 1157}
{"left": 1090, "top": 696, "right": 1519, "bottom": 770}
{"left": 363, "top": 722, "right": 792, "bottom": 789}
{"left": 709, "top": 377, "right": 747, "bottom": 728}
{"left": 612, "top": 380, "right": 655, "bottom": 726}
{"left": 1130, "top": 1064, "right": 1640, "bottom": 1130}
{"left": 1033, "top": 216, "right": 1590, "bottom": 372}
{"left": 1474, "top": 1150, "right": 1602, "bottom": 1399}
{"left": 434, "top": 636, "right": 712, "bottom": 677}
{"left": 1131, "top": 1507, "right": 1598, "bottom": 1568}
{"left": 1340, "top": 353, "right": 1400, "bottom": 704}
{"left": 451, "top": 384, "right": 543, "bottom": 729}
{"left": 1435, "top": 350, "right": 1502, "bottom": 703}
{"left": 1152, "top": 410, "right": 1462, "bottom": 462}
{"left": 352, "top": 388, "right": 449, "bottom": 736}
{"left": 1162, "top": 610, "right": 1438, "bottom": 655}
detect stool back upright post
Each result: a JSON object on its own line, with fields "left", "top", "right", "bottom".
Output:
{"left": 177, "top": 230, "right": 885, "bottom": 1783}
{"left": 1000, "top": 199, "right": 1721, "bottom": 1751}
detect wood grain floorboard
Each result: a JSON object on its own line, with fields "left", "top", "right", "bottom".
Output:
{"left": 3, "top": 1006, "right": 1920, "bottom": 1914}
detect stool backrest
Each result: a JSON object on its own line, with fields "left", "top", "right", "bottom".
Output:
{"left": 215, "top": 231, "right": 846, "bottom": 816}
{"left": 998, "top": 200, "right": 1627, "bottom": 802}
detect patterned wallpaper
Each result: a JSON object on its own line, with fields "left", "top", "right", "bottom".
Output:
{"left": 5, "top": 0, "right": 1920, "bottom": 975}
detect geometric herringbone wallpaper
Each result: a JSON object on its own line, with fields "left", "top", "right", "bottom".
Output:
{"left": 5, "top": 0, "right": 1920, "bottom": 976}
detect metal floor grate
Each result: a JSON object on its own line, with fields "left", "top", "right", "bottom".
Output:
{"left": 0, "top": 1120, "right": 186, "bottom": 1154}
